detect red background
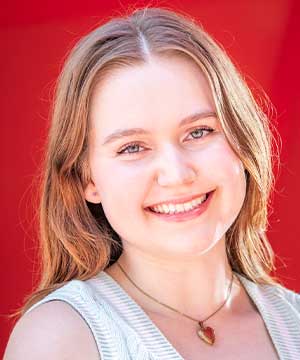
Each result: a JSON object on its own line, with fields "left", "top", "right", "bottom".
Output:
{"left": 1, "top": 0, "right": 299, "bottom": 355}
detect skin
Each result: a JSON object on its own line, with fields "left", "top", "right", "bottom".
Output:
{"left": 85, "top": 57, "right": 277, "bottom": 360}
{"left": 84, "top": 54, "right": 248, "bottom": 321}
{"left": 4, "top": 55, "right": 278, "bottom": 360}
{"left": 4, "top": 301, "right": 100, "bottom": 360}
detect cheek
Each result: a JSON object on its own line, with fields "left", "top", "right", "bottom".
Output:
{"left": 203, "top": 136, "right": 246, "bottom": 188}
{"left": 207, "top": 140, "right": 247, "bottom": 220}
{"left": 92, "top": 160, "right": 152, "bottom": 245}
{"left": 92, "top": 158, "right": 147, "bottom": 213}
{"left": 218, "top": 151, "right": 245, "bottom": 190}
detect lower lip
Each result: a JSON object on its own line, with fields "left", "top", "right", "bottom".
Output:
{"left": 145, "top": 191, "right": 214, "bottom": 222}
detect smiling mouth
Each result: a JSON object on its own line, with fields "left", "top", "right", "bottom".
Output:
{"left": 145, "top": 190, "right": 214, "bottom": 216}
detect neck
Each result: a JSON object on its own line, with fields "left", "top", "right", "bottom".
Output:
{"left": 106, "top": 237, "right": 246, "bottom": 323}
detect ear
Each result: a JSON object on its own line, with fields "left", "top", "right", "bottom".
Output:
{"left": 84, "top": 181, "right": 101, "bottom": 204}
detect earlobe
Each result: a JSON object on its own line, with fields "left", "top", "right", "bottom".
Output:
{"left": 84, "top": 182, "right": 101, "bottom": 204}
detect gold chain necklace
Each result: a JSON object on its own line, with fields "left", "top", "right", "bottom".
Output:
{"left": 116, "top": 262, "right": 235, "bottom": 346}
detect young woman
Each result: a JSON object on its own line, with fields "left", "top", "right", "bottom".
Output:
{"left": 4, "top": 7, "right": 300, "bottom": 360}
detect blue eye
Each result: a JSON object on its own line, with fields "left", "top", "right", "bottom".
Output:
{"left": 117, "top": 126, "right": 214, "bottom": 155}
{"left": 188, "top": 126, "right": 214, "bottom": 140}
{"left": 117, "top": 143, "right": 145, "bottom": 155}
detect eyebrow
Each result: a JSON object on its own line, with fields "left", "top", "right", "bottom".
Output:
{"left": 101, "top": 111, "right": 217, "bottom": 145}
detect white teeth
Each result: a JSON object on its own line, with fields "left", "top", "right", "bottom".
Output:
{"left": 175, "top": 203, "right": 185, "bottom": 213}
{"left": 183, "top": 202, "right": 193, "bottom": 211}
{"left": 151, "top": 194, "right": 208, "bottom": 214}
{"left": 168, "top": 204, "right": 176, "bottom": 214}
{"left": 162, "top": 204, "right": 169, "bottom": 213}
{"left": 191, "top": 199, "right": 198, "bottom": 207}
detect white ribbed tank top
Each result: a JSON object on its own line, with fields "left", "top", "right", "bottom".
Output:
{"left": 25, "top": 271, "right": 300, "bottom": 359}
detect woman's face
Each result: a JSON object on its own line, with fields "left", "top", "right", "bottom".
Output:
{"left": 85, "top": 55, "right": 246, "bottom": 259}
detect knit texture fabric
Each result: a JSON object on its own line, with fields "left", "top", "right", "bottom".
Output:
{"left": 25, "top": 271, "right": 300, "bottom": 359}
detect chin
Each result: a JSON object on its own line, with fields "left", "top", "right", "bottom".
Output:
{"left": 162, "top": 235, "right": 221, "bottom": 258}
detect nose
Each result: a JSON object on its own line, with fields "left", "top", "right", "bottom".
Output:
{"left": 156, "top": 145, "right": 197, "bottom": 187}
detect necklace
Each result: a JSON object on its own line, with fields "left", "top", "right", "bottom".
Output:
{"left": 116, "top": 262, "right": 235, "bottom": 346}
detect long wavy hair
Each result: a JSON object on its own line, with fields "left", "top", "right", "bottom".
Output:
{"left": 11, "top": 6, "right": 281, "bottom": 320}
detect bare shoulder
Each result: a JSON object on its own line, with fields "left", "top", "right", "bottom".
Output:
{"left": 4, "top": 300, "right": 100, "bottom": 360}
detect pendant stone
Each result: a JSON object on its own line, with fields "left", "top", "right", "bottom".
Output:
{"left": 197, "top": 321, "right": 215, "bottom": 345}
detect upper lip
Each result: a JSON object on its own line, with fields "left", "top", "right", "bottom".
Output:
{"left": 145, "top": 191, "right": 213, "bottom": 208}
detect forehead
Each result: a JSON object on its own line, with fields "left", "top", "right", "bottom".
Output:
{"left": 89, "top": 55, "right": 216, "bottom": 137}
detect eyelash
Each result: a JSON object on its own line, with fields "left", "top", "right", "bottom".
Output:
{"left": 116, "top": 126, "right": 215, "bottom": 155}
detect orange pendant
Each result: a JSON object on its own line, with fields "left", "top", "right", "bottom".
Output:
{"left": 197, "top": 321, "right": 215, "bottom": 345}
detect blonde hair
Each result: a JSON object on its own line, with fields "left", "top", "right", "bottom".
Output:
{"left": 11, "top": 6, "right": 281, "bottom": 320}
